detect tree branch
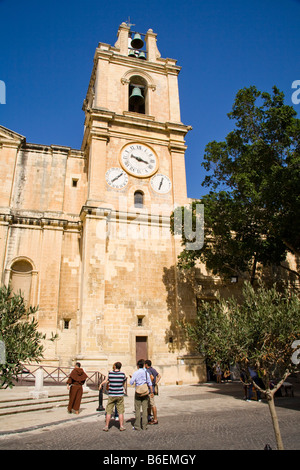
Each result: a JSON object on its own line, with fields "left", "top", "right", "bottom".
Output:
{"left": 270, "top": 369, "right": 291, "bottom": 397}
{"left": 279, "top": 263, "right": 300, "bottom": 279}
{"left": 282, "top": 239, "right": 300, "bottom": 258}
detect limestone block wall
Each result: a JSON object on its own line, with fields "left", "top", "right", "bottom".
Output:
{"left": 93, "top": 50, "right": 181, "bottom": 124}
{"left": 0, "top": 138, "right": 85, "bottom": 365}
{"left": 77, "top": 207, "right": 202, "bottom": 383}
{"left": 0, "top": 144, "right": 18, "bottom": 208}
{"left": 9, "top": 144, "right": 86, "bottom": 215}
{"left": 83, "top": 116, "right": 189, "bottom": 212}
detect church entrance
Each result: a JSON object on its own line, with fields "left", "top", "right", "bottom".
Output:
{"left": 136, "top": 336, "right": 148, "bottom": 363}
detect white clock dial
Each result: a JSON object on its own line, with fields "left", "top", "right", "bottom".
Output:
{"left": 150, "top": 174, "right": 172, "bottom": 194}
{"left": 105, "top": 167, "right": 128, "bottom": 189}
{"left": 120, "top": 143, "right": 158, "bottom": 178}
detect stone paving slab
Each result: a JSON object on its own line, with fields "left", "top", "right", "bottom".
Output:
{"left": 0, "top": 382, "right": 259, "bottom": 434}
{"left": 0, "top": 380, "right": 299, "bottom": 450}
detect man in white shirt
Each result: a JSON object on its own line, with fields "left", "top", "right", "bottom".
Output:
{"left": 130, "top": 359, "right": 153, "bottom": 430}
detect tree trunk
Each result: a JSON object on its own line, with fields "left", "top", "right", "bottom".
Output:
{"left": 266, "top": 392, "right": 284, "bottom": 450}
{"left": 250, "top": 256, "right": 257, "bottom": 285}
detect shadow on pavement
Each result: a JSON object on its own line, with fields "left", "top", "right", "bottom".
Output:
{"left": 189, "top": 377, "right": 300, "bottom": 411}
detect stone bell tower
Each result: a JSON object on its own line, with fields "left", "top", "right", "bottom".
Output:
{"left": 78, "top": 23, "right": 205, "bottom": 383}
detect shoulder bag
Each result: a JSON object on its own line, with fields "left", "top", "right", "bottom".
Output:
{"left": 135, "top": 370, "right": 149, "bottom": 397}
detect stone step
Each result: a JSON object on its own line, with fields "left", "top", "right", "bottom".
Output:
{"left": 0, "top": 390, "right": 100, "bottom": 417}
{"left": 0, "top": 392, "right": 69, "bottom": 406}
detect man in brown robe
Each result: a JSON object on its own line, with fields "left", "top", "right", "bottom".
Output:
{"left": 67, "top": 362, "right": 88, "bottom": 414}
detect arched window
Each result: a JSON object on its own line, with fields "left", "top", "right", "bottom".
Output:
{"left": 129, "top": 76, "right": 147, "bottom": 114}
{"left": 9, "top": 259, "right": 33, "bottom": 304}
{"left": 134, "top": 190, "right": 144, "bottom": 208}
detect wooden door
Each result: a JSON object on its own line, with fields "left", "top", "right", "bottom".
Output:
{"left": 136, "top": 336, "right": 148, "bottom": 363}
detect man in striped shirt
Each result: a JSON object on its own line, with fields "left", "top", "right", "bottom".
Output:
{"left": 100, "top": 362, "right": 126, "bottom": 431}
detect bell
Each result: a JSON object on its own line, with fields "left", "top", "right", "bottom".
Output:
{"left": 138, "top": 51, "right": 146, "bottom": 60}
{"left": 128, "top": 49, "right": 136, "bottom": 57}
{"left": 131, "top": 33, "right": 144, "bottom": 50}
{"left": 129, "top": 87, "right": 144, "bottom": 105}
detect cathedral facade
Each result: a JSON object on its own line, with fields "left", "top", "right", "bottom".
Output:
{"left": 0, "top": 24, "right": 206, "bottom": 383}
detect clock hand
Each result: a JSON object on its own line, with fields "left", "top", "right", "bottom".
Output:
{"left": 158, "top": 178, "right": 163, "bottom": 190}
{"left": 111, "top": 173, "right": 123, "bottom": 182}
{"left": 131, "top": 154, "right": 149, "bottom": 164}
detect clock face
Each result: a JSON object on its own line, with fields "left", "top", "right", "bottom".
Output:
{"left": 120, "top": 143, "right": 158, "bottom": 178}
{"left": 105, "top": 167, "right": 128, "bottom": 189}
{"left": 150, "top": 174, "right": 172, "bottom": 194}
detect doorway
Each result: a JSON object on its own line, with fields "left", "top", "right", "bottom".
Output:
{"left": 136, "top": 336, "right": 148, "bottom": 363}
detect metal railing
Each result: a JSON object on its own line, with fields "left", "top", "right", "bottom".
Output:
{"left": 16, "top": 363, "right": 106, "bottom": 390}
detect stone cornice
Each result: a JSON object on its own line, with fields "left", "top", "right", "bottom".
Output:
{"left": 82, "top": 110, "right": 191, "bottom": 156}
{"left": 0, "top": 125, "right": 26, "bottom": 148}
{"left": 95, "top": 45, "right": 181, "bottom": 76}
{"left": 80, "top": 206, "right": 112, "bottom": 220}
{"left": 79, "top": 205, "right": 172, "bottom": 227}
{"left": 19, "top": 142, "right": 83, "bottom": 158}
{"left": 110, "top": 54, "right": 181, "bottom": 75}
{"left": 0, "top": 213, "right": 82, "bottom": 231}
{"left": 83, "top": 107, "right": 191, "bottom": 137}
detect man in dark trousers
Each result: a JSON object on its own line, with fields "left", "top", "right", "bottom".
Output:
{"left": 145, "top": 359, "right": 161, "bottom": 425}
{"left": 130, "top": 359, "right": 153, "bottom": 431}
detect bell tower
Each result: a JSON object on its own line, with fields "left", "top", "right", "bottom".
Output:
{"left": 78, "top": 23, "right": 204, "bottom": 383}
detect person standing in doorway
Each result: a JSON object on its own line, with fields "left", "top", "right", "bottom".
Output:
{"left": 67, "top": 362, "right": 88, "bottom": 415}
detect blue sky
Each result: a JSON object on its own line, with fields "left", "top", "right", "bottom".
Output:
{"left": 1, "top": 0, "right": 299, "bottom": 199}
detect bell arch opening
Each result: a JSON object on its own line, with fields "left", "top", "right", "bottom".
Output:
{"left": 129, "top": 76, "right": 147, "bottom": 114}
{"left": 134, "top": 190, "right": 144, "bottom": 208}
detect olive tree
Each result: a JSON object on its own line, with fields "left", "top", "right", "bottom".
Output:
{"left": 183, "top": 282, "right": 300, "bottom": 450}
{"left": 0, "top": 285, "right": 56, "bottom": 388}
